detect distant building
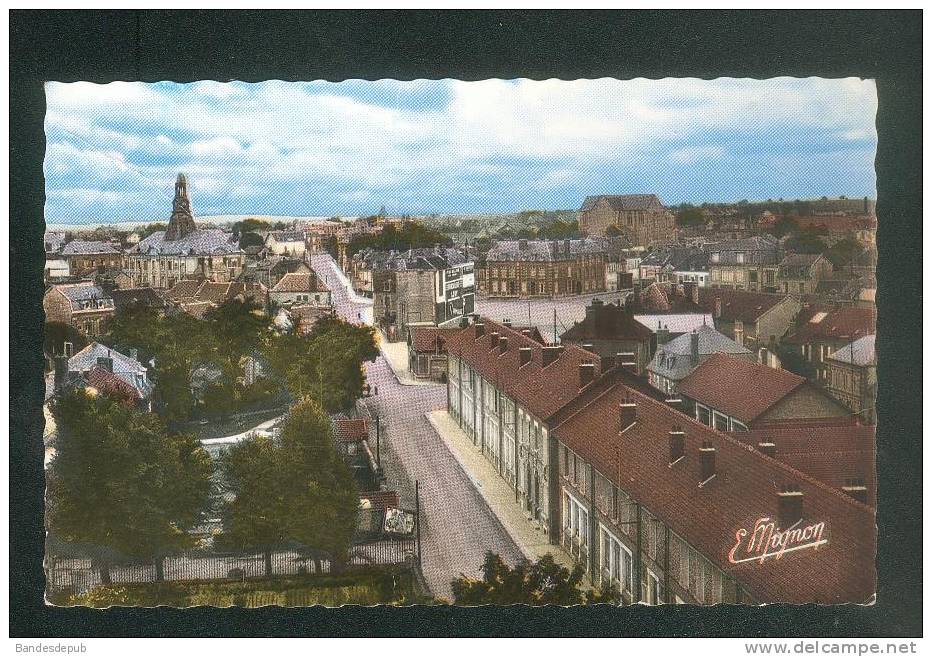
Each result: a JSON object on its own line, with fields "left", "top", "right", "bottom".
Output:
{"left": 44, "top": 257, "right": 70, "bottom": 281}
{"left": 162, "top": 279, "right": 268, "bottom": 318}
{"left": 406, "top": 325, "right": 460, "bottom": 381}
{"left": 269, "top": 271, "right": 331, "bottom": 308}
{"left": 63, "top": 341, "right": 152, "bottom": 405}
{"left": 697, "top": 288, "right": 801, "bottom": 357}
{"left": 59, "top": 240, "right": 123, "bottom": 276}
{"left": 110, "top": 287, "right": 166, "bottom": 315}
{"left": 479, "top": 238, "right": 609, "bottom": 298}
{"left": 126, "top": 174, "right": 245, "bottom": 289}
{"left": 783, "top": 306, "right": 876, "bottom": 383}
{"left": 708, "top": 235, "right": 782, "bottom": 293}
{"left": 265, "top": 229, "right": 306, "bottom": 258}
{"left": 43, "top": 281, "right": 115, "bottom": 336}
{"left": 824, "top": 334, "right": 876, "bottom": 424}
{"left": 777, "top": 253, "right": 833, "bottom": 297}
{"left": 362, "top": 247, "right": 475, "bottom": 341}
{"left": 637, "top": 246, "right": 709, "bottom": 287}
{"left": 578, "top": 194, "right": 675, "bottom": 245}
{"left": 559, "top": 299, "right": 656, "bottom": 375}
{"left": 677, "top": 353, "right": 849, "bottom": 432}
{"left": 647, "top": 324, "right": 753, "bottom": 395}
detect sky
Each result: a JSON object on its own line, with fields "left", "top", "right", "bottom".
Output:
{"left": 44, "top": 78, "right": 878, "bottom": 224}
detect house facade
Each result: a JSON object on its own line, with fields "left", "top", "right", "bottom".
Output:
{"left": 59, "top": 240, "right": 123, "bottom": 276}
{"left": 265, "top": 230, "right": 307, "bottom": 257}
{"left": 43, "top": 282, "right": 115, "bottom": 336}
{"left": 407, "top": 325, "right": 460, "bottom": 381}
{"left": 777, "top": 253, "right": 834, "bottom": 297}
{"left": 698, "top": 288, "right": 801, "bottom": 356}
{"left": 783, "top": 306, "right": 876, "bottom": 383}
{"left": 647, "top": 324, "right": 753, "bottom": 395}
{"left": 269, "top": 271, "right": 331, "bottom": 308}
{"left": 479, "top": 238, "right": 609, "bottom": 298}
{"left": 824, "top": 335, "right": 876, "bottom": 424}
{"left": 708, "top": 236, "right": 782, "bottom": 293}
{"left": 578, "top": 194, "right": 675, "bottom": 245}
{"left": 559, "top": 299, "right": 656, "bottom": 376}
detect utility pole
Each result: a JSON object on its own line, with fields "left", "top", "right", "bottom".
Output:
{"left": 415, "top": 480, "right": 422, "bottom": 568}
{"left": 553, "top": 308, "right": 558, "bottom": 345}
{"left": 375, "top": 415, "right": 381, "bottom": 467}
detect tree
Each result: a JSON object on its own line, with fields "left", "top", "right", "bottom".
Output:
{"left": 217, "top": 398, "right": 358, "bottom": 575}
{"left": 203, "top": 297, "right": 269, "bottom": 378}
{"left": 48, "top": 390, "right": 213, "bottom": 582}
{"left": 767, "top": 216, "right": 799, "bottom": 239}
{"left": 264, "top": 317, "right": 378, "bottom": 412}
{"left": 239, "top": 231, "right": 265, "bottom": 249}
{"left": 675, "top": 205, "right": 704, "bottom": 229}
{"left": 784, "top": 231, "right": 827, "bottom": 255}
{"left": 451, "top": 552, "right": 619, "bottom": 605}
{"left": 44, "top": 322, "right": 87, "bottom": 358}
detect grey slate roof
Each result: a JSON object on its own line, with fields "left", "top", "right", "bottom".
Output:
{"left": 778, "top": 253, "right": 824, "bottom": 279}
{"left": 60, "top": 240, "right": 121, "bottom": 256}
{"left": 639, "top": 245, "right": 709, "bottom": 271}
{"left": 133, "top": 229, "right": 241, "bottom": 256}
{"left": 360, "top": 247, "right": 469, "bottom": 271}
{"left": 486, "top": 238, "right": 610, "bottom": 262}
{"left": 708, "top": 235, "right": 782, "bottom": 266}
{"left": 827, "top": 334, "right": 876, "bottom": 367}
{"left": 68, "top": 342, "right": 152, "bottom": 397}
{"left": 267, "top": 230, "right": 304, "bottom": 243}
{"left": 580, "top": 194, "right": 663, "bottom": 212}
{"left": 44, "top": 232, "right": 67, "bottom": 253}
{"left": 647, "top": 323, "right": 752, "bottom": 382}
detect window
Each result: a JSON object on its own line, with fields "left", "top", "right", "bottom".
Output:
{"left": 599, "top": 526, "right": 633, "bottom": 596}
{"left": 735, "top": 252, "right": 745, "bottom": 264}
{"left": 564, "top": 492, "right": 589, "bottom": 549}
{"left": 696, "top": 404, "right": 712, "bottom": 427}
{"left": 713, "top": 411, "right": 729, "bottom": 432}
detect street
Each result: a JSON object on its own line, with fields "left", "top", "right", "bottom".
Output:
{"left": 309, "top": 253, "right": 524, "bottom": 600}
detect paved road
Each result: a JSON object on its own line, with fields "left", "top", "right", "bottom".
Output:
{"left": 309, "top": 253, "right": 524, "bottom": 600}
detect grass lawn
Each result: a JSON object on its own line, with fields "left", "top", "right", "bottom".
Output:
{"left": 50, "top": 568, "right": 423, "bottom": 608}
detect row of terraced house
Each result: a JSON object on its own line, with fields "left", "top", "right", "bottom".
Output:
{"left": 445, "top": 317, "right": 875, "bottom": 605}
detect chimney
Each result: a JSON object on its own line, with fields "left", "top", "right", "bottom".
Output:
{"left": 475, "top": 322, "right": 485, "bottom": 338}
{"left": 758, "top": 442, "right": 777, "bottom": 458}
{"left": 502, "top": 319, "right": 512, "bottom": 328}
{"left": 699, "top": 440, "right": 716, "bottom": 482}
{"left": 619, "top": 398, "right": 637, "bottom": 431}
{"left": 777, "top": 486, "right": 804, "bottom": 528}
{"left": 129, "top": 348, "right": 139, "bottom": 362}
{"left": 582, "top": 342, "right": 595, "bottom": 353}
{"left": 617, "top": 351, "right": 637, "bottom": 374}
{"left": 521, "top": 328, "right": 532, "bottom": 339}
{"left": 518, "top": 346, "right": 533, "bottom": 366}
{"left": 690, "top": 329, "right": 700, "bottom": 366}
{"left": 734, "top": 320, "right": 745, "bottom": 347}
{"left": 53, "top": 355, "right": 68, "bottom": 394}
{"left": 714, "top": 297, "right": 722, "bottom": 319}
{"left": 63, "top": 341, "right": 74, "bottom": 358}
{"left": 489, "top": 332, "right": 500, "bottom": 349}
{"left": 97, "top": 355, "right": 114, "bottom": 372}
{"left": 518, "top": 239, "right": 528, "bottom": 251}
{"left": 664, "top": 397, "right": 682, "bottom": 411}
{"left": 579, "top": 362, "right": 596, "bottom": 388}
{"left": 842, "top": 478, "right": 868, "bottom": 505}
{"left": 541, "top": 345, "right": 563, "bottom": 367}
{"left": 498, "top": 336, "right": 509, "bottom": 354}
{"left": 669, "top": 426, "right": 686, "bottom": 463}
{"left": 657, "top": 323, "right": 669, "bottom": 345}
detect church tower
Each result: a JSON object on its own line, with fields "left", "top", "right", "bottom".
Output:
{"left": 165, "top": 173, "right": 197, "bottom": 241}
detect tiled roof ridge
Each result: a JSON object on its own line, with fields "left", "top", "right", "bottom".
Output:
{"left": 583, "top": 381, "right": 877, "bottom": 516}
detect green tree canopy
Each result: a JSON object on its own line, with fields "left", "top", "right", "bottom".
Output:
{"left": 203, "top": 297, "right": 269, "bottom": 375}
{"left": 48, "top": 390, "right": 213, "bottom": 582}
{"left": 451, "top": 552, "right": 618, "bottom": 605}
{"left": 346, "top": 222, "right": 453, "bottom": 258}
{"left": 767, "top": 216, "right": 799, "bottom": 238}
{"left": 264, "top": 316, "right": 378, "bottom": 412}
{"left": 675, "top": 205, "right": 705, "bottom": 228}
{"left": 239, "top": 231, "right": 266, "bottom": 249}
{"left": 217, "top": 398, "right": 358, "bottom": 574}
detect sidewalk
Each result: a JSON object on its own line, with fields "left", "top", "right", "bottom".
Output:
{"left": 379, "top": 334, "right": 436, "bottom": 387}
{"left": 425, "top": 409, "right": 575, "bottom": 570}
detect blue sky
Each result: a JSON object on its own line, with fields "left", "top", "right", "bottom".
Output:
{"left": 44, "top": 78, "right": 877, "bottom": 224}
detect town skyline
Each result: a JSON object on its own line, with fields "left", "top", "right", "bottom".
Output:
{"left": 44, "top": 78, "right": 877, "bottom": 223}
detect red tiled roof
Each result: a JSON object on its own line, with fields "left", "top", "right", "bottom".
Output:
{"left": 410, "top": 326, "right": 460, "bottom": 353}
{"left": 784, "top": 306, "right": 876, "bottom": 344}
{"left": 446, "top": 319, "right": 604, "bottom": 421}
{"left": 86, "top": 365, "right": 142, "bottom": 403}
{"left": 271, "top": 272, "right": 328, "bottom": 293}
{"left": 677, "top": 354, "right": 806, "bottom": 424}
{"left": 163, "top": 279, "right": 204, "bottom": 302}
{"left": 359, "top": 490, "right": 400, "bottom": 512}
{"left": 698, "top": 288, "right": 789, "bottom": 324}
{"left": 552, "top": 382, "right": 876, "bottom": 604}
{"left": 334, "top": 418, "right": 368, "bottom": 442}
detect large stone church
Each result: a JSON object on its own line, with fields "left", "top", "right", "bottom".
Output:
{"left": 126, "top": 174, "right": 245, "bottom": 289}
{"left": 578, "top": 194, "right": 675, "bottom": 246}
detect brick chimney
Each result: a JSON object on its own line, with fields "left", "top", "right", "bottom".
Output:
{"left": 489, "top": 332, "right": 500, "bottom": 349}
{"left": 690, "top": 329, "right": 700, "bottom": 366}
{"left": 475, "top": 322, "right": 485, "bottom": 338}
{"left": 668, "top": 426, "right": 686, "bottom": 463}
{"left": 582, "top": 342, "right": 595, "bottom": 353}
{"left": 734, "top": 320, "right": 745, "bottom": 347}
{"left": 579, "top": 362, "right": 595, "bottom": 388}
{"left": 541, "top": 345, "right": 563, "bottom": 367}
{"left": 777, "top": 486, "right": 804, "bottom": 528}
{"left": 499, "top": 336, "right": 509, "bottom": 354}
{"left": 619, "top": 398, "right": 637, "bottom": 431}
{"left": 699, "top": 440, "right": 716, "bottom": 482}
{"left": 758, "top": 441, "right": 776, "bottom": 458}
{"left": 518, "top": 346, "right": 533, "bottom": 366}
{"left": 616, "top": 351, "right": 637, "bottom": 374}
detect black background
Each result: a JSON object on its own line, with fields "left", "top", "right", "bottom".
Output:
{"left": 10, "top": 10, "right": 922, "bottom": 637}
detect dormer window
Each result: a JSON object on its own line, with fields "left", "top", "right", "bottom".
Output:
{"left": 736, "top": 252, "right": 745, "bottom": 264}
{"left": 711, "top": 252, "right": 720, "bottom": 263}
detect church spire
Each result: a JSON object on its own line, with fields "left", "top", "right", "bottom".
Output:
{"left": 165, "top": 172, "right": 197, "bottom": 241}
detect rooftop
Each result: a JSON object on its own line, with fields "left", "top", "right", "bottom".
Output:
{"left": 677, "top": 354, "right": 807, "bottom": 424}
{"left": 648, "top": 324, "right": 752, "bottom": 382}
{"left": 552, "top": 382, "right": 875, "bottom": 604}
{"left": 60, "top": 240, "right": 121, "bottom": 256}
{"left": 698, "top": 288, "right": 790, "bottom": 323}
{"left": 580, "top": 194, "right": 664, "bottom": 212}
{"left": 334, "top": 418, "right": 368, "bottom": 443}
{"left": 271, "top": 272, "right": 329, "bottom": 293}
{"left": 134, "top": 228, "right": 241, "bottom": 257}
{"left": 633, "top": 313, "right": 714, "bottom": 335}
{"left": 486, "top": 238, "right": 610, "bottom": 262}
{"left": 409, "top": 326, "right": 462, "bottom": 353}
{"left": 560, "top": 300, "right": 654, "bottom": 343}
{"left": 827, "top": 334, "right": 876, "bottom": 367}
{"left": 784, "top": 306, "right": 876, "bottom": 344}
